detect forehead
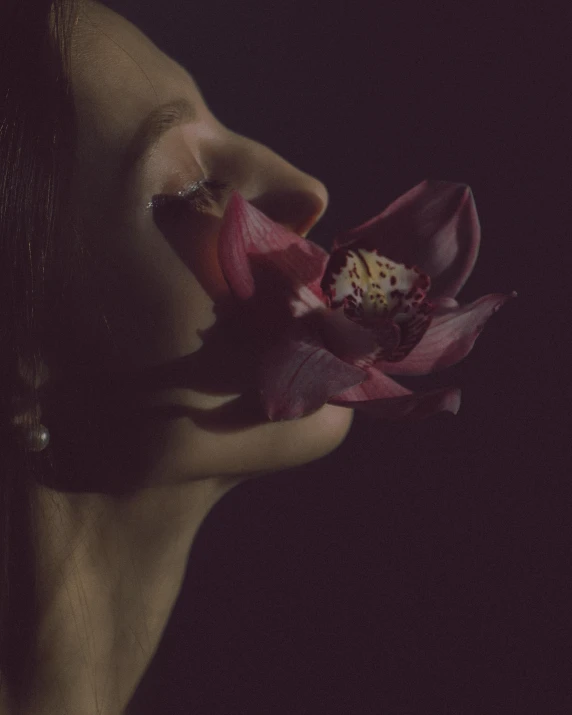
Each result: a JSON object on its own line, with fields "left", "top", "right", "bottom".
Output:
{"left": 71, "top": 1, "right": 202, "bottom": 164}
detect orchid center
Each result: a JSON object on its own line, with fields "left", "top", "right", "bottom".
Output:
{"left": 321, "top": 247, "right": 434, "bottom": 363}
{"left": 322, "top": 248, "right": 430, "bottom": 322}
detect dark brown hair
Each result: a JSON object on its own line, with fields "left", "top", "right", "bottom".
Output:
{"left": 0, "top": 0, "right": 80, "bottom": 700}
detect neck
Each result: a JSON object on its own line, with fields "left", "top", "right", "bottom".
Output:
{"left": 5, "top": 476, "right": 239, "bottom": 715}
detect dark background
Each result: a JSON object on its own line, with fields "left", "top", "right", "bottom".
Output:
{"left": 102, "top": 1, "right": 570, "bottom": 712}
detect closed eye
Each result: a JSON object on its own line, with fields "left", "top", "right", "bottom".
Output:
{"left": 149, "top": 178, "right": 231, "bottom": 213}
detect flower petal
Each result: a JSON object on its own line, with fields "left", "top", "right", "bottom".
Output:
{"left": 218, "top": 191, "right": 330, "bottom": 315}
{"left": 328, "top": 364, "right": 412, "bottom": 401}
{"left": 332, "top": 180, "right": 480, "bottom": 300}
{"left": 331, "top": 385, "right": 462, "bottom": 421}
{"left": 330, "top": 365, "right": 461, "bottom": 418}
{"left": 304, "top": 306, "right": 385, "bottom": 367}
{"left": 258, "top": 328, "right": 367, "bottom": 421}
{"left": 375, "top": 291, "right": 517, "bottom": 376}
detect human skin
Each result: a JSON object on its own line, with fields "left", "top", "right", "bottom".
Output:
{"left": 9, "top": 1, "right": 355, "bottom": 713}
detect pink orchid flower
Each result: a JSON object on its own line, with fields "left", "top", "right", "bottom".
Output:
{"left": 217, "top": 180, "right": 516, "bottom": 421}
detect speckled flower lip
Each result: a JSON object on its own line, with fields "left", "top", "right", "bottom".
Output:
{"left": 216, "top": 180, "right": 517, "bottom": 422}
{"left": 320, "top": 247, "right": 434, "bottom": 368}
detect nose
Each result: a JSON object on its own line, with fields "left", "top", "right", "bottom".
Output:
{"left": 217, "top": 133, "right": 329, "bottom": 237}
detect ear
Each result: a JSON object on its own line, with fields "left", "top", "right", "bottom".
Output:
{"left": 16, "top": 354, "right": 51, "bottom": 390}
{"left": 11, "top": 354, "right": 51, "bottom": 426}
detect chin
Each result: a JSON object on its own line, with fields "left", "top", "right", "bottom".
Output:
{"left": 291, "top": 402, "right": 355, "bottom": 462}
{"left": 228, "top": 402, "right": 356, "bottom": 476}
{"left": 135, "top": 401, "right": 355, "bottom": 485}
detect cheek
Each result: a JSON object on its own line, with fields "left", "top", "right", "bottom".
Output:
{"left": 153, "top": 208, "right": 230, "bottom": 303}
{"left": 78, "top": 225, "right": 219, "bottom": 369}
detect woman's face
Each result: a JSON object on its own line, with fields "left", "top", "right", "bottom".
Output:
{"left": 59, "top": 0, "right": 353, "bottom": 484}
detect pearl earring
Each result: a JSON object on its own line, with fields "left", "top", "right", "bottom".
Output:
{"left": 18, "top": 423, "right": 51, "bottom": 452}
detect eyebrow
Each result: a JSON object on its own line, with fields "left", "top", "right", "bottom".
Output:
{"left": 122, "top": 97, "right": 197, "bottom": 171}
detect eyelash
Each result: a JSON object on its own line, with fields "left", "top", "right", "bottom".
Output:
{"left": 149, "top": 178, "right": 230, "bottom": 213}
